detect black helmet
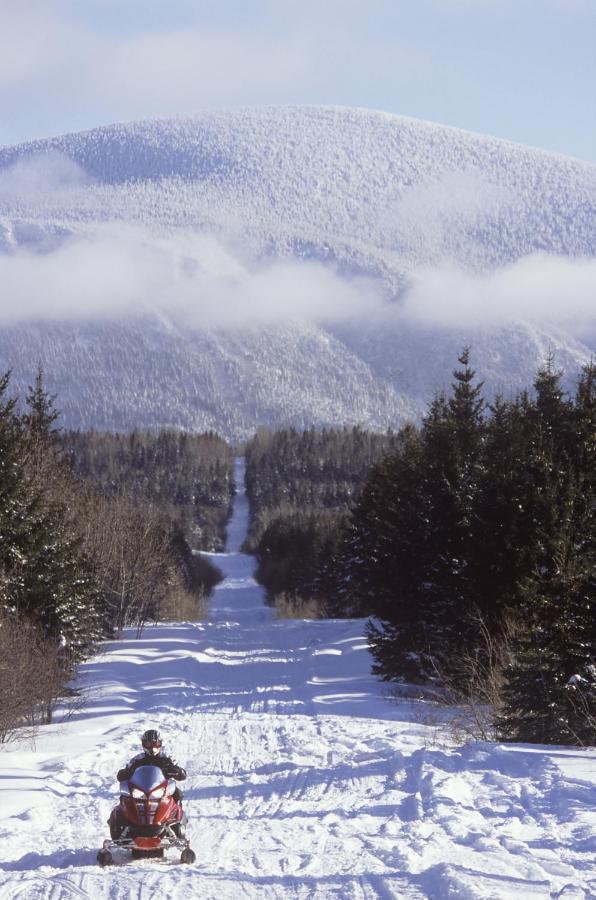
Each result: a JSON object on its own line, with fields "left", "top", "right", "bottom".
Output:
{"left": 141, "top": 729, "right": 162, "bottom": 755}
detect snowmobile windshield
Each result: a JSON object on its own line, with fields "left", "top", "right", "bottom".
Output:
{"left": 129, "top": 765, "right": 166, "bottom": 793}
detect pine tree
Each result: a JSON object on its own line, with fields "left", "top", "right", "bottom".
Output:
{"left": 449, "top": 347, "right": 485, "bottom": 460}
{"left": 0, "top": 371, "right": 38, "bottom": 616}
{"left": 499, "top": 486, "right": 594, "bottom": 744}
{"left": 499, "top": 362, "right": 595, "bottom": 744}
{"left": 416, "top": 349, "right": 486, "bottom": 674}
{"left": 351, "top": 426, "right": 435, "bottom": 678}
{"left": 470, "top": 395, "right": 533, "bottom": 629}
{"left": 22, "top": 366, "right": 60, "bottom": 445}
{"left": 20, "top": 371, "right": 102, "bottom": 657}
{"left": 346, "top": 350, "right": 488, "bottom": 682}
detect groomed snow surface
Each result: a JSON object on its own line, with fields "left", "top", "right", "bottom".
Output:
{"left": 0, "top": 461, "right": 594, "bottom": 899}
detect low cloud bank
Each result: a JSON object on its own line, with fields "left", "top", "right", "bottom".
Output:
{"left": 0, "top": 153, "right": 92, "bottom": 202}
{"left": 0, "top": 223, "right": 593, "bottom": 342}
{"left": 397, "top": 254, "right": 596, "bottom": 340}
{"left": 0, "top": 225, "right": 380, "bottom": 327}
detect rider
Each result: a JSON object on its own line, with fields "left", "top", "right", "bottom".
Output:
{"left": 117, "top": 729, "right": 187, "bottom": 801}
{"left": 109, "top": 729, "right": 187, "bottom": 840}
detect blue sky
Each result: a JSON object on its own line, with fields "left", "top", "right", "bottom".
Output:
{"left": 0, "top": 0, "right": 594, "bottom": 161}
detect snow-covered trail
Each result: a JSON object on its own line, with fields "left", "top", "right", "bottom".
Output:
{"left": 207, "top": 460, "right": 273, "bottom": 626}
{"left": 0, "top": 459, "right": 594, "bottom": 899}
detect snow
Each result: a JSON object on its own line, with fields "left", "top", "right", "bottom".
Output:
{"left": 1, "top": 107, "right": 595, "bottom": 273}
{"left": 0, "top": 458, "right": 594, "bottom": 898}
{"left": 0, "top": 106, "right": 594, "bottom": 438}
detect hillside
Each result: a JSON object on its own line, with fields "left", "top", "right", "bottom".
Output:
{"left": 0, "top": 106, "right": 594, "bottom": 437}
{"left": 2, "top": 107, "right": 595, "bottom": 269}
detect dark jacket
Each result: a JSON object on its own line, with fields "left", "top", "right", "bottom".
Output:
{"left": 117, "top": 751, "right": 187, "bottom": 783}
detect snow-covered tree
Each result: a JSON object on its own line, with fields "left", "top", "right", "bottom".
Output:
{"left": 500, "top": 363, "right": 595, "bottom": 744}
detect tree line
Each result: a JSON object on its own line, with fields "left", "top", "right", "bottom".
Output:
{"left": 322, "top": 350, "right": 595, "bottom": 746}
{"left": 243, "top": 353, "right": 594, "bottom": 745}
{"left": 244, "top": 426, "right": 397, "bottom": 607}
{"left": 0, "top": 371, "right": 233, "bottom": 741}
{"left": 62, "top": 428, "right": 234, "bottom": 551}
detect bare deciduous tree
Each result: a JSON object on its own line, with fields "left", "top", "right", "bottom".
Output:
{"left": 0, "top": 614, "right": 69, "bottom": 742}
{"left": 427, "top": 611, "right": 520, "bottom": 743}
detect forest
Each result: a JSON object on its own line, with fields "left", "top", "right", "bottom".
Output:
{"left": 246, "top": 353, "right": 595, "bottom": 745}
{"left": 1, "top": 350, "right": 593, "bottom": 748}
{"left": 244, "top": 426, "right": 397, "bottom": 612}
{"left": 0, "top": 371, "right": 234, "bottom": 742}
{"left": 336, "top": 351, "right": 595, "bottom": 745}
{"left": 62, "top": 428, "right": 234, "bottom": 551}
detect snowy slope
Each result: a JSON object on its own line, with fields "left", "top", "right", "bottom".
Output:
{"left": 0, "top": 319, "right": 414, "bottom": 437}
{"left": 2, "top": 106, "right": 595, "bottom": 270}
{"left": 0, "top": 106, "right": 594, "bottom": 435}
{"left": 0, "top": 460, "right": 594, "bottom": 899}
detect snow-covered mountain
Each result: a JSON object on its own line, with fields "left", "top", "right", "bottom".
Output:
{"left": 0, "top": 106, "right": 594, "bottom": 438}
{"left": 0, "top": 318, "right": 413, "bottom": 434}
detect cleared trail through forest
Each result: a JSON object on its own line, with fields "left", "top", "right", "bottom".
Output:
{"left": 0, "top": 459, "right": 594, "bottom": 899}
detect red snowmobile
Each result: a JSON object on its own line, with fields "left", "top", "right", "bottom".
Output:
{"left": 97, "top": 764, "right": 196, "bottom": 865}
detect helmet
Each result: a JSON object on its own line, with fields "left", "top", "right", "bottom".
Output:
{"left": 141, "top": 729, "right": 162, "bottom": 755}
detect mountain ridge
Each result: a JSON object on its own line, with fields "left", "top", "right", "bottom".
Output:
{"left": 2, "top": 106, "right": 594, "bottom": 268}
{"left": 0, "top": 105, "right": 593, "bottom": 438}
{"left": 7, "top": 104, "right": 594, "bottom": 163}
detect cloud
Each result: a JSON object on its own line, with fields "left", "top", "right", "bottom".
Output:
{"left": 396, "top": 254, "right": 596, "bottom": 340}
{"left": 0, "top": 153, "right": 92, "bottom": 202}
{"left": 0, "top": 225, "right": 381, "bottom": 328}
{"left": 0, "top": 217, "right": 593, "bottom": 348}
{"left": 104, "top": 31, "right": 307, "bottom": 110}
{"left": 0, "top": 154, "right": 592, "bottom": 337}
{"left": 0, "top": 5, "right": 311, "bottom": 125}
{"left": 0, "top": 2, "right": 431, "bottom": 141}
{"left": 0, "top": 5, "right": 98, "bottom": 92}
{"left": 380, "top": 169, "right": 512, "bottom": 264}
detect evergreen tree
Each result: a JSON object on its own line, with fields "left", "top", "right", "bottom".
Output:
{"left": 319, "top": 349, "right": 593, "bottom": 745}
{"left": 499, "top": 362, "right": 595, "bottom": 744}
{"left": 499, "top": 484, "right": 594, "bottom": 744}
{"left": 0, "top": 371, "right": 38, "bottom": 616}
{"left": 244, "top": 424, "right": 396, "bottom": 603}
{"left": 20, "top": 371, "right": 101, "bottom": 656}
{"left": 22, "top": 366, "right": 60, "bottom": 445}
{"left": 349, "top": 350, "right": 488, "bottom": 682}
{"left": 360, "top": 426, "right": 436, "bottom": 679}
{"left": 469, "top": 395, "right": 533, "bottom": 629}
{"left": 415, "top": 350, "right": 486, "bottom": 674}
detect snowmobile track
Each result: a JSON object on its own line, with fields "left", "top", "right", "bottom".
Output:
{"left": 0, "top": 460, "right": 594, "bottom": 899}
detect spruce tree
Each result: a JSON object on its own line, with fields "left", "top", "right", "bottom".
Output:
{"left": 470, "top": 395, "right": 533, "bottom": 629}
{"left": 417, "top": 349, "right": 486, "bottom": 674}
{"left": 353, "top": 350, "right": 487, "bottom": 682}
{"left": 499, "top": 362, "right": 595, "bottom": 744}
{"left": 23, "top": 366, "right": 60, "bottom": 444}
{"left": 353, "top": 426, "right": 436, "bottom": 679}
{"left": 0, "top": 371, "right": 38, "bottom": 616}
{"left": 20, "top": 371, "right": 102, "bottom": 657}
{"left": 500, "top": 482, "right": 594, "bottom": 744}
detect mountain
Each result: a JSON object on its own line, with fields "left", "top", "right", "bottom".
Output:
{"left": 0, "top": 318, "right": 413, "bottom": 435}
{"left": 0, "top": 106, "right": 594, "bottom": 438}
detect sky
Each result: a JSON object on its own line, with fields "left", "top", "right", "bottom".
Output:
{"left": 0, "top": 0, "right": 594, "bottom": 341}
{"left": 0, "top": 0, "right": 595, "bottom": 162}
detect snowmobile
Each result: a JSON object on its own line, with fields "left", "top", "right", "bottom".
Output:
{"left": 97, "top": 764, "right": 196, "bottom": 865}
